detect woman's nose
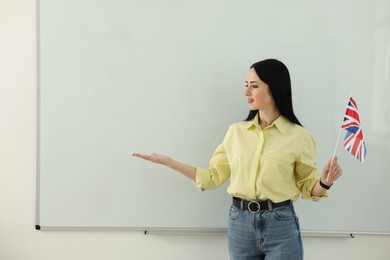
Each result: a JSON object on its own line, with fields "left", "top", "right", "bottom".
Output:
{"left": 244, "top": 87, "right": 251, "bottom": 96}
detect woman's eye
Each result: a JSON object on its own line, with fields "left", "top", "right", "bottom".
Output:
{"left": 245, "top": 85, "right": 258, "bottom": 89}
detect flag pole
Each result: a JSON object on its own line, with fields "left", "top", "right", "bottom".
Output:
{"left": 327, "top": 127, "right": 343, "bottom": 182}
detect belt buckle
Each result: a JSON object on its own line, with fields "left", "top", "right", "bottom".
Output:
{"left": 248, "top": 201, "right": 260, "bottom": 213}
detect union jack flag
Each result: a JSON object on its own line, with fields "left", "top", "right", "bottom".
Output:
{"left": 341, "top": 96, "right": 366, "bottom": 162}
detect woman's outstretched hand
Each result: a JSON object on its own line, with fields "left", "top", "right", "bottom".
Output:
{"left": 132, "top": 153, "right": 171, "bottom": 166}
{"left": 132, "top": 152, "right": 197, "bottom": 181}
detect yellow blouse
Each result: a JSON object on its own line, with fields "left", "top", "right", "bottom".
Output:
{"left": 195, "top": 115, "right": 327, "bottom": 202}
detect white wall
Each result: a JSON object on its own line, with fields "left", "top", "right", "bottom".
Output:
{"left": 0, "top": 1, "right": 389, "bottom": 259}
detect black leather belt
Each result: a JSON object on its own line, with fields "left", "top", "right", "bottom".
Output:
{"left": 233, "top": 197, "right": 291, "bottom": 213}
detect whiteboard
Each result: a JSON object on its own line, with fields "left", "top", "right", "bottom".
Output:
{"left": 37, "top": 0, "right": 390, "bottom": 233}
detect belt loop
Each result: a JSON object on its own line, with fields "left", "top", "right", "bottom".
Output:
{"left": 240, "top": 199, "right": 244, "bottom": 210}
{"left": 267, "top": 200, "right": 273, "bottom": 211}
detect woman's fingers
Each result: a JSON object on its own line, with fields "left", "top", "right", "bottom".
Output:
{"left": 327, "top": 158, "right": 343, "bottom": 182}
{"left": 133, "top": 153, "right": 150, "bottom": 160}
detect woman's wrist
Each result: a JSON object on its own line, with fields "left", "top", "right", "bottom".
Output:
{"left": 319, "top": 178, "right": 333, "bottom": 190}
{"left": 164, "top": 157, "right": 174, "bottom": 167}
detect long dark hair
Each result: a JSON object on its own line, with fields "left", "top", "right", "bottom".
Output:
{"left": 244, "top": 59, "right": 302, "bottom": 126}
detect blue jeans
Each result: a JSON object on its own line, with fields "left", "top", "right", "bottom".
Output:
{"left": 228, "top": 202, "right": 303, "bottom": 260}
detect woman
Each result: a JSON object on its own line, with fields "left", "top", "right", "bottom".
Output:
{"left": 133, "top": 59, "right": 342, "bottom": 260}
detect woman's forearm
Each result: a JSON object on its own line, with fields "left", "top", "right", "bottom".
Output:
{"left": 165, "top": 158, "right": 197, "bottom": 181}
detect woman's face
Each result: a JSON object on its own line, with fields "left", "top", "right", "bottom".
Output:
{"left": 244, "top": 68, "right": 275, "bottom": 111}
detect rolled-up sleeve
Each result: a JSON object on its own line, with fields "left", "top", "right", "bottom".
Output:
{"left": 195, "top": 143, "right": 231, "bottom": 191}
{"left": 295, "top": 131, "right": 328, "bottom": 200}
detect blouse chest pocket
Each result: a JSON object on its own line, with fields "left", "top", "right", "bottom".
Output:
{"left": 261, "top": 151, "right": 296, "bottom": 176}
